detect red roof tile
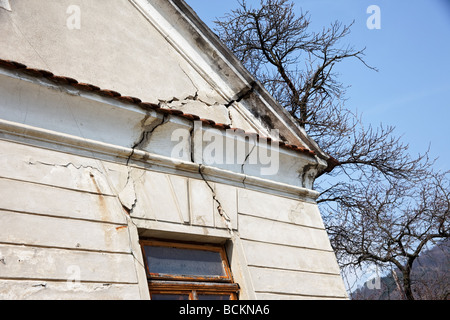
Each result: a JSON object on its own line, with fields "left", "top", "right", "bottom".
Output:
{"left": 99, "top": 89, "right": 121, "bottom": 98}
{"left": 200, "top": 118, "right": 216, "bottom": 126}
{"left": 116, "top": 96, "right": 142, "bottom": 104}
{"left": 22, "top": 68, "right": 54, "bottom": 78}
{"left": 72, "top": 82, "right": 101, "bottom": 92}
{"left": 49, "top": 75, "right": 78, "bottom": 85}
{"left": 139, "top": 102, "right": 160, "bottom": 111}
{"left": 0, "top": 60, "right": 26, "bottom": 70}
{"left": 180, "top": 113, "right": 200, "bottom": 121}
{"left": 213, "top": 123, "right": 231, "bottom": 130}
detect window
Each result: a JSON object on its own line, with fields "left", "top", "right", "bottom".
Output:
{"left": 140, "top": 240, "right": 239, "bottom": 300}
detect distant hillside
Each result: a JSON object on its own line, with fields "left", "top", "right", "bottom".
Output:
{"left": 351, "top": 240, "right": 449, "bottom": 300}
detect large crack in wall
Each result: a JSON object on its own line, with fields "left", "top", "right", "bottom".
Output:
{"left": 198, "top": 164, "right": 234, "bottom": 235}
{"left": 27, "top": 160, "right": 104, "bottom": 175}
{"left": 119, "top": 114, "right": 169, "bottom": 214}
{"left": 160, "top": 94, "right": 234, "bottom": 126}
{"left": 114, "top": 89, "right": 268, "bottom": 236}
{"left": 241, "top": 141, "right": 257, "bottom": 189}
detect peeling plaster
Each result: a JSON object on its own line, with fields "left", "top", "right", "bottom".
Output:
{"left": 160, "top": 94, "right": 232, "bottom": 126}
{"left": 120, "top": 114, "right": 169, "bottom": 214}
{"left": 160, "top": 83, "right": 257, "bottom": 127}
{"left": 118, "top": 173, "right": 137, "bottom": 213}
{"left": 158, "top": 92, "right": 210, "bottom": 108}
{"left": 127, "top": 114, "right": 169, "bottom": 165}
{"left": 300, "top": 163, "right": 319, "bottom": 190}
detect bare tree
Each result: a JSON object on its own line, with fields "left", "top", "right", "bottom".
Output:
{"left": 215, "top": 0, "right": 449, "bottom": 299}
{"left": 328, "top": 172, "right": 449, "bottom": 300}
{"left": 215, "top": 0, "right": 431, "bottom": 179}
{"left": 411, "top": 240, "right": 450, "bottom": 300}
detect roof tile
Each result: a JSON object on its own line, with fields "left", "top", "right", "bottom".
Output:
{"left": 200, "top": 118, "right": 216, "bottom": 126}
{"left": 180, "top": 113, "right": 200, "bottom": 121}
{"left": 72, "top": 82, "right": 101, "bottom": 92}
{"left": 22, "top": 68, "right": 54, "bottom": 78}
{"left": 139, "top": 102, "right": 160, "bottom": 110}
{"left": 116, "top": 96, "right": 142, "bottom": 104}
{"left": 213, "top": 123, "right": 231, "bottom": 130}
{"left": 0, "top": 60, "right": 26, "bottom": 70}
{"left": 99, "top": 89, "right": 121, "bottom": 98}
{"left": 49, "top": 75, "right": 78, "bottom": 85}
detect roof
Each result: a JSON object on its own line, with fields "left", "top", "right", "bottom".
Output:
{"left": 0, "top": 58, "right": 316, "bottom": 157}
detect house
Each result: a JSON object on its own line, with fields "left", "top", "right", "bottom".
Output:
{"left": 0, "top": 0, "right": 348, "bottom": 300}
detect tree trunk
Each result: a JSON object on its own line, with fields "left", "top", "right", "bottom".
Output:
{"left": 402, "top": 269, "right": 415, "bottom": 300}
{"left": 392, "top": 269, "right": 406, "bottom": 300}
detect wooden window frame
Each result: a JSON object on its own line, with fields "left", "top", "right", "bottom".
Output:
{"left": 141, "top": 240, "right": 233, "bottom": 282}
{"left": 140, "top": 239, "right": 239, "bottom": 300}
{"left": 149, "top": 282, "right": 238, "bottom": 300}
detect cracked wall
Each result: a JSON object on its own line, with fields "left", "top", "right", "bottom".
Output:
{"left": 0, "top": 67, "right": 321, "bottom": 191}
{"left": 0, "top": 135, "right": 242, "bottom": 299}
{"left": 0, "top": 0, "right": 284, "bottom": 140}
{"left": 0, "top": 0, "right": 345, "bottom": 301}
{"left": 0, "top": 67, "right": 348, "bottom": 300}
{"left": 0, "top": 137, "right": 346, "bottom": 300}
{"left": 0, "top": 139, "right": 146, "bottom": 299}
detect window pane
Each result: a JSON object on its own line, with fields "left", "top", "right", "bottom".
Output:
{"left": 144, "top": 245, "right": 226, "bottom": 278}
{"left": 198, "top": 294, "right": 231, "bottom": 300}
{"left": 152, "top": 294, "right": 190, "bottom": 300}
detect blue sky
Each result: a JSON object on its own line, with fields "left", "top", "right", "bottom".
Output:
{"left": 186, "top": 0, "right": 450, "bottom": 171}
